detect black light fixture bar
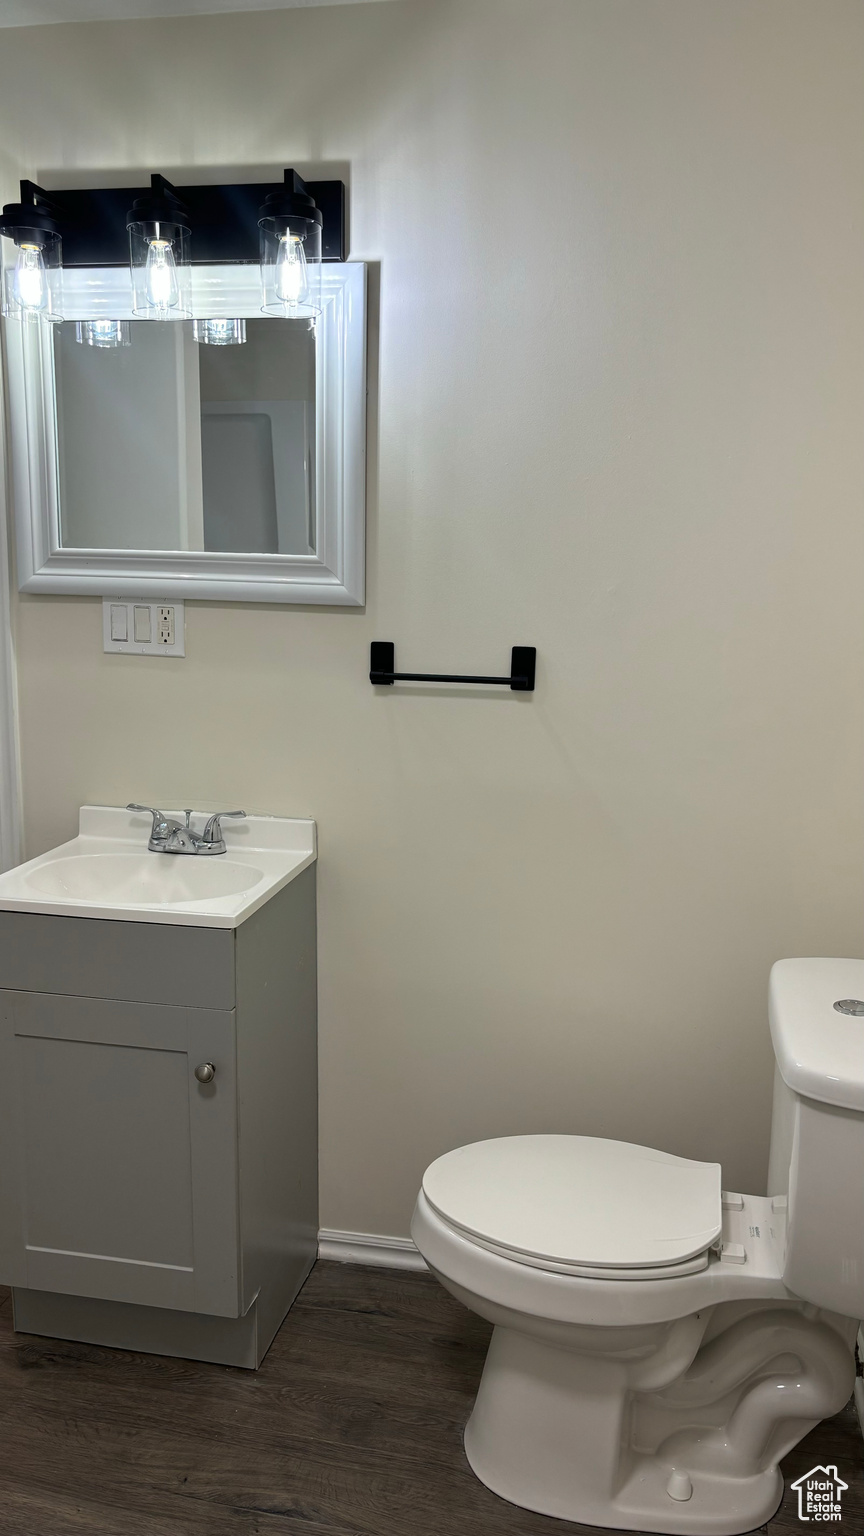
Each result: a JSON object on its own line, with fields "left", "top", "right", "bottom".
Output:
{"left": 0, "top": 179, "right": 62, "bottom": 241}
{"left": 9, "top": 170, "right": 346, "bottom": 267}
{"left": 370, "top": 642, "right": 536, "bottom": 692}
{"left": 19, "top": 179, "right": 60, "bottom": 217}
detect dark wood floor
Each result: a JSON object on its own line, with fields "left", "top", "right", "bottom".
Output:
{"left": 0, "top": 1264, "right": 860, "bottom": 1535}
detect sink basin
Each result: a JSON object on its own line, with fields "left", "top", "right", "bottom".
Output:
{"left": 0, "top": 805, "right": 317, "bottom": 928}
{"left": 25, "top": 854, "right": 263, "bottom": 906}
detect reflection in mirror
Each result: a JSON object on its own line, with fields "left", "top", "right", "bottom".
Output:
{"left": 54, "top": 318, "right": 316, "bottom": 556}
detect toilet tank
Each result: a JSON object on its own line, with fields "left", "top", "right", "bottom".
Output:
{"left": 767, "top": 958, "right": 864, "bottom": 1319}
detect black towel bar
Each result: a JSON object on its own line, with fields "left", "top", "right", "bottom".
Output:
{"left": 370, "top": 642, "right": 535, "bottom": 692}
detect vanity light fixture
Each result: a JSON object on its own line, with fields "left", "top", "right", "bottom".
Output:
{"left": 259, "top": 171, "right": 323, "bottom": 318}
{"left": 0, "top": 181, "right": 63, "bottom": 321}
{"left": 192, "top": 318, "right": 246, "bottom": 346}
{"left": 127, "top": 175, "right": 192, "bottom": 320}
{"left": 75, "top": 320, "right": 131, "bottom": 348}
{"left": 0, "top": 170, "right": 345, "bottom": 329}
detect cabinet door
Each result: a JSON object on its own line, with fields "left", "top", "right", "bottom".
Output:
{"left": 0, "top": 990, "right": 240, "bottom": 1317}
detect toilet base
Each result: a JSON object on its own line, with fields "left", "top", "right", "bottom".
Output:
{"left": 465, "top": 1418, "right": 783, "bottom": 1535}
{"left": 462, "top": 1318, "right": 852, "bottom": 1535}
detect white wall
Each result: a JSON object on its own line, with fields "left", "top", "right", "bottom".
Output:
{"left": 1, "top": 0, "right": 863, "bottom": 1237}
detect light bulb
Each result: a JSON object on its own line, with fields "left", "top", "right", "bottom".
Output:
{"left": 144, "top": 237, "right": 179, "bottom": 315}
{"left": 275, "top": 233, "right": 308, "bottom": 306}
{"left": 13, "top": 243, "right": 48, "bottom": 312}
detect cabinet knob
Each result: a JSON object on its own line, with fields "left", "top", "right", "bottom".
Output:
{"left": 194, "top": 1062, "right": 216, "bottom": 1084}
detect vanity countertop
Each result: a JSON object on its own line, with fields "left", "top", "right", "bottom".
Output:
{"left": 0, "top": 806, "right": 316, "bottom": 928}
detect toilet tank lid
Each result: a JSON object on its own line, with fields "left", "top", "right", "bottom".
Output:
{"left": 770, "top": 958, "right": 864, "bottom": 1112}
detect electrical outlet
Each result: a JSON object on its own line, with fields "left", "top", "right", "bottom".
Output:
{"left": 157, "top": 606, "right": 175, "bottom": 646}
{"left": 103, "top": 599, "right": 185, "bottom": 656}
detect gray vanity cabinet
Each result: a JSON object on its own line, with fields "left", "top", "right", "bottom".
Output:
{"left": 0, "top": 866, "right": 317, "bottom": 1368}
{"left": 0, "top": 993, "right": 240, "bottom": 1314}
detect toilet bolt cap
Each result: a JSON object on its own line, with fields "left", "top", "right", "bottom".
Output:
{"left": 667, "top": 1470, "right": 693, "bottom": 1502}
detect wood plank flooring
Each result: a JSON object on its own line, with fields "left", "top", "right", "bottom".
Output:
{"left": 0, "top": 1264, "right": 860, "bottom": 1535}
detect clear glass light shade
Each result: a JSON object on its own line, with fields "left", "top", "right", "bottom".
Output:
{"left": 128, "top": 221, "right": 191, "bottom": 320}
{"left": 193, "top": 318, "right": 246, "bottom": 346}
{"left": 75, "top": 319, "right": 131, "bottom": 349}
{"left": 259, "top": 216, "right": 322, "bottom": 319}
{"left": 1, "top": 228, "right": 63, "bottom": 322}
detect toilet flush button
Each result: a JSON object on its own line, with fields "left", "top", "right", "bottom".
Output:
{"left": 667, "top": 1471, "right": 693, "bottom": 1502}
{"left": 834, "top": 999, "right": 864, "bottom": 1015}
{"left": 722, "top": 1191, "right": 744, "bottom": 1211}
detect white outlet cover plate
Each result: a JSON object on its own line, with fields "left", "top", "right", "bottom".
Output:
{"left": 103, "top": 599, "right": 185, "bottom": 656}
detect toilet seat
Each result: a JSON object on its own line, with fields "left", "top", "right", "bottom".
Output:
{"left": 437, "top": 1224, "right": 713, "bottom": 1279}
{"left": 421, "top": 1135, "right": 722, "bottom": 1281}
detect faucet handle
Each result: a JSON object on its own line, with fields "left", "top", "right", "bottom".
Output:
{"left": 202, "top": 810, "right": 246, "bottom": 846}
{"left": 127, "top": 804, "right": 168, "bottom": 836}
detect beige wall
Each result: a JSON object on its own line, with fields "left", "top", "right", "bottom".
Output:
{"left": 2, "top": 0, "right": 864, "bottom": 1236}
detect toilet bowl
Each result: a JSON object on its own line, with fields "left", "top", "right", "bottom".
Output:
{"left": 411, "top": 958, "right": 864, "bottom": 1536}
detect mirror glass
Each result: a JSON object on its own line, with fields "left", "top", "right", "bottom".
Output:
{"left": 53, "top": 318, "right": 316, "bottom": 556}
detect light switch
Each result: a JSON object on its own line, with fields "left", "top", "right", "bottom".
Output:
{"left": 109, "top": 604, "right": 128, "bottom": 642}
{"left": 133, "top": 606, "right": 151, "bottom": 644}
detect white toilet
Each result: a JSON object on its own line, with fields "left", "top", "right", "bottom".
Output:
{"left": 411, "top": 958, "right": 864, "bottom": 1535}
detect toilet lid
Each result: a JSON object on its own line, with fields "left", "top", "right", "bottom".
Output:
{"left": 422, "top": 1135, "right": 722, "bottom": 1272}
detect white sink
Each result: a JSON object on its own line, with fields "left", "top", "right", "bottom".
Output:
{"left": 0, "top": 806, "right": 316, "bottom": 928}
{"left": 25, "top": 854, "right": 263, "bottom": 905}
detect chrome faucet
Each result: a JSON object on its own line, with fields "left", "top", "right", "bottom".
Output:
{"left": 127, "top": 805, "right": 246, "bottom": 856}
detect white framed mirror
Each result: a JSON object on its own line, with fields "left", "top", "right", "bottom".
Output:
{"left": 3, "top": 262, "right": 365, "bottom": 604}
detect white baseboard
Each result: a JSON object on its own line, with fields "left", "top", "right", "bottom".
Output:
{"left": 318, "top": 1227, "right": 427, "bottom": 1271}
